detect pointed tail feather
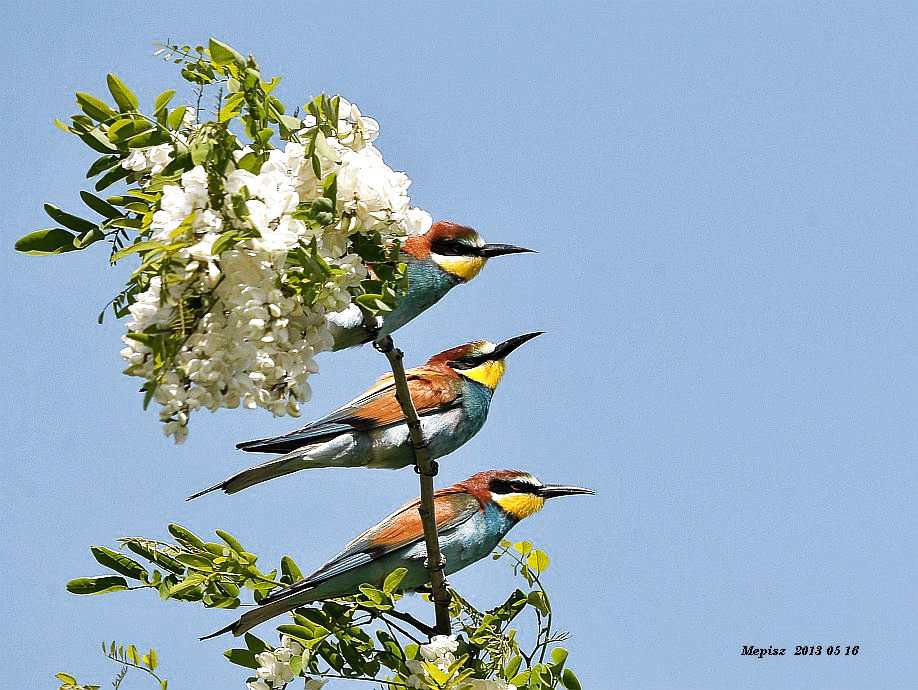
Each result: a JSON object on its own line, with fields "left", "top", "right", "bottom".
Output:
{"left": 199, "top": 620, "right": 236, "bottom": 640}
{"left": 187, "top": 484, "right": 218, "bottom": 501}
{"left": 187, "top": 449, "right": 334, "bottom": 499}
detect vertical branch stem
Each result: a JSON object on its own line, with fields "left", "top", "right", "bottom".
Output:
{"left": 374, "top": 335, "right": 452, "bottom": 635}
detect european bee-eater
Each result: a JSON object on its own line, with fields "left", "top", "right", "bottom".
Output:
{"left": 202, "top": 469, "right": 594, "bottom": 638}
{"left": 188, "top": 333, "right": 542, "bottom": 499}
{"left": 327, "top": 221, "right": 534, "bottom": 350}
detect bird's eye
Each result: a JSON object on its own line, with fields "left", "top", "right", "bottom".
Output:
{"left": 447, "top": 353, "right": 489, "bottom": 370}
{"left": 431, "top": 240, "right": 476, "bottom": 257}
{"left": 509, "top": 482, "right": 525, "bottom": 493}
{"left": 489, "top": 479, "right": 513, "bottom": 495}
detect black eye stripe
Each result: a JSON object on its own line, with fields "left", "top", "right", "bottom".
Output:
{"left": 489, "top": 479, "right": 512, "bottom": 494}
{"left": 447, "top": 353, "right": 490, "bottom": 370}
{"left": 431, "top": 240, "right": 481, "bottom": 257}
{"left": 489, "top": 478, "right": 535, "bottom": 495}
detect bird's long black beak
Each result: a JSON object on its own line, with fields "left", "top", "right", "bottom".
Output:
{"left": 490, "top": 331, "right": 544, "bottom": 360}
{"left": 480, "top": 243, "right": 536, "bottom": 258}
{"left": 535, "top": 484, "right": 595, "bottom": 498}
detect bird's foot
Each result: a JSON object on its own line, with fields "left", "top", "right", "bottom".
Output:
{"left": 423, "top": 554, "right": 447, "bottom": 572}
{"left": 414, "top": 460, "right": 438, "bottom": 477}
{"left": 372, "top": 334, "right": 393, "bottom": 353}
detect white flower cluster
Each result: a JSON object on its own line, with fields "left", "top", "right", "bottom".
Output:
{"left": 119, "top": 99, "right": 431, "bottom": 440}
{"left": 122, "top": 143, "right": 173, "bottom": 175}
{"left": 121, "top": 109, "right": 196, "bottom": 175}
{"left": 245, "top": 636, "right": 325, "bottom": 690}
{"left": 405, "top": 634, "right": 460, "bottom": 688}
{"left": 403, "top": 635, "right": 513, "bottom": 690}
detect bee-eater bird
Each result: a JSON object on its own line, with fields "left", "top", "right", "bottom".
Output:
{"left": 188, "top": 333, "right": 543, "bottom": 499}
{"left": 326, "top": 221, "right": 534, "bottom": 350}
{"left": 201, "top": 469, "right": 594, "bottom": 638}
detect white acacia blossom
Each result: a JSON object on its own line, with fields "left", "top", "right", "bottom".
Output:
{"left": 402, "top": 634, "right": 513, "bottom": 689}
{"left": 120, "top": 101, "right": 431, "bottom": 440}
{"left": 419, "top": 634, "right": 460, "bottom": 669}
{"left": 246, "top": 636, "right": 311, "bottom": 689}
{"left": 122, "top": 143, "right": 174, "bottom": 175}
{"left": 405, "top": 635, "right": 460, "bottom": 688}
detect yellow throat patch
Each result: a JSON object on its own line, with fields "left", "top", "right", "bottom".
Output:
{"left": 460, "top": 359, "right": 506, "bottom": 390}
{"left": 495, "top": 493, "right": 546, "bottom": 520}
{"left": 437, "top": 255, "right": 487, "bottom": 282}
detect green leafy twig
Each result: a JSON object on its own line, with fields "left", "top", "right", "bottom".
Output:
{"left": 57, "top": 642, "right": 168, "bottom": 690}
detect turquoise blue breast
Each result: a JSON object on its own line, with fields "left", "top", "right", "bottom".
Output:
{"left": 378, "top": 256, "right": 462, "bottom": 338}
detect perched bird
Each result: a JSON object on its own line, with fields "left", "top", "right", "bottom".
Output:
{"left": 202, "top": 469, "right": 594, "bottom": 638}
{"left": 327, "top": 221, "right": 534, "bottom": 350}
{"left": 188, "top": 333, "right": 543, "bottom": 499}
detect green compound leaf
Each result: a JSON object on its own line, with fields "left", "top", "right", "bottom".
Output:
{"left": 127, "top": 129, "right": 171, "bottom": 149}
{"left": 244, "top": 633, "right": 271, "bottom": 654}
{"left": 90, "top": 546, "right": 149, "bottom": 580}
{"left": 107, "top": 118, "right": 152, "bottom": 145}
{"left": 86, "top": 154, "right": 122, "bottom": 178}
{"left": 168, "top": 523, "right": 206, "bottom": 549}
{"left": 276, "top": 624, "right": 316, "bottom": 644}
{"left": 73, "top": 227, "right": 105, "bottom": 249}
{"left": 280, "top": 555, "right": 303, "bottom": 584}
{"left": 504, "top": 655, "right": 523, "bottom": 679}
{"left": 94, "top": 165, "right": 130, "bottom": 191}
{"left": 560, "top": 668, "right": 582, "bottom": 690}
{"left": 215, "top": 530, "right": 245, "bottom": 554}
{"left": 527, "top": 590, "right": 550, "bottom": 616}
{"left": 125, "top": 541, "right": 185, "bottom": 575}
{"left": 110, "top": 240, "right": 167, "bottom": 263}
{"left": 80, "top": 191, "right": 124, "bottom": 219}
{"left": 224, "top": 648, "right": 258, "bottom": 669}
{"left": 154, "top": 90, "right": 176, "bottom": 114}
{"left": 76, "top": 92, "right": 116, "bottom": 122}
{"left": 78, "top": 127, "right": 119, "bottom": 154}
{"left": 168, "top": 573, "right": 205, "bottom": 598}
{"left": 526, "top": 549, "right": 550, "bottom": 573}
{"left": 383, "top": 567, "right": 407, "bottom": 594}
{"left": 44, "top": 203, "right": 97, "bottom": 234}
{"left": 174, "top": 554, "right": 214, "bottom": 572}
{"left": 551, "top": 647, "right": 569, "bottom": 668}
{"left": 66, "top": 576, "right": 129, "bottom": 595}
{"left": 209, "top": 38, "right": 245, "bottom": 68}
{"left": 14, "top": 228, "right": 78, "bottom": 255}
{"left": 142, "top": 647, "right": 158, "bottom": 670}
{"left": 106, "top": 74, "right": 139, "bottom": 111}
{"left": 167, "top": 106, "right": 187, "bottom": 130}
{"left": 514, "top": 541, "right": 533, "bottom": 555}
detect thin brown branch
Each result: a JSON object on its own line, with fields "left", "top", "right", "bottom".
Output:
{"left": 374, "top": 334, "right": 452, "bottom": 636}
{"left": 382, "top": 608, "right": 437, "bottom": 640}
{"left": 354, "top": 604, "right": 434, "bottom": 640}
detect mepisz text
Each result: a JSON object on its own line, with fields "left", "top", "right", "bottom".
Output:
{"left": 742, "top": 646, "right": 785, "bottom": 658}
{"left": 742, "top": 644, "right": 860, "bottom": 658}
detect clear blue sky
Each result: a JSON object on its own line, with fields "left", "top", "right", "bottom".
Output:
{"left": 2, "top": 2, "right": 915, "bottom": 689}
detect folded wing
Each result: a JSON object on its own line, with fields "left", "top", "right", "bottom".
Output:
{"left": 237, "top": 367, "right": 463, "bottom": 454}
{"left": 259, "top": 489, "right": 481, "bottom": 604}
